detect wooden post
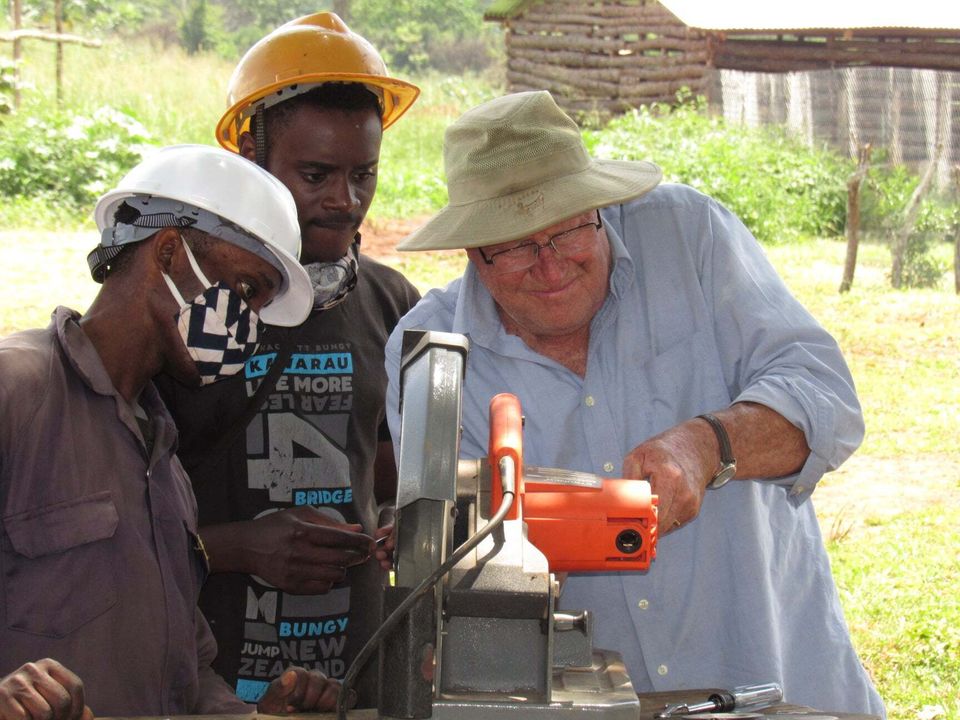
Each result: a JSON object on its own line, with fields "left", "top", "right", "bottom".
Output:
{"left": 953, "top": 166, "right": 960, "bottom": 295}
{"left": 0, "top": 28, "right": 102, "bottom": 107}
{"left": 11, "top": 0, "right": 22, "bottom": 109}
{"left": 55, "top": 0, "right": 63, "bottom": 106}
{"left": 332, "top": 0, "right": 350, "bottom": 22}
{"left": 840, "top": 143, "right": 871, "bottom": 293}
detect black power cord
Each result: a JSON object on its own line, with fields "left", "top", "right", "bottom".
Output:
{"left": 336, "top": 458, "right": 518, "bottom": 720}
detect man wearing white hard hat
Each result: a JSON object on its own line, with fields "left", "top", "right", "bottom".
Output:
{"left": 385, "top": 91, "right": 884, "bottom": 717}
{"left": 0, "top": 145, "right": 346, "bottom": 718}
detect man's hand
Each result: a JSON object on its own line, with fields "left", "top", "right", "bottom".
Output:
{"left": 374, "top": 524, "right": 395, "bottom": 571}
{"left": 623, "top": 404, "right": 811, "bottom": 534}
{"left": 0, "top": 660, "right": 94, "bottom": 720}
{"left": 622, "top": 419, "right": 717, "bottom": 534}
{"left": 202, "top": 506, "right": 375, "bottom": 595}
{"left": 257, "top": 667, "right": 348, "bottom": 714}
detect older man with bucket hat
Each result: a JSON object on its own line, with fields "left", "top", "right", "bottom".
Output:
{"left": 384, "top": 91, "right": 884, "bottom": 717}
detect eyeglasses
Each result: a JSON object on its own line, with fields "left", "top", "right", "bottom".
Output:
{"left": 478, "top": 211, "right": 603, "bottom": 274}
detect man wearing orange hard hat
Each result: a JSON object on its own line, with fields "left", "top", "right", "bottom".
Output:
{"left": 156, "top": 13, "right": 421, "bottom": 707}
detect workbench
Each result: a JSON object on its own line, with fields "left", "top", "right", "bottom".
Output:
{"left": 103, "top": 688, "right": 880, "bottom": 720}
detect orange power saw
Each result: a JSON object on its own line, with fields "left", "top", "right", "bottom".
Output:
{"left": 483, "top": 392, "right": 658, "bottom": 572}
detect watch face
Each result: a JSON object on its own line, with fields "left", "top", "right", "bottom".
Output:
{"left": 710, "top": 464, "right": 736, "bottom": 489}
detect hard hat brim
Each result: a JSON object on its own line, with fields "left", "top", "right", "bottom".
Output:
{"left": 216, "top": 74, "right": 420, "bottom": 152}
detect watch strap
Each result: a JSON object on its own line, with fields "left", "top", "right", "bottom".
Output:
{"left": 697, "top": 413, "right": 734, "bottom": 465}
{"left": 697, "top": 413, "right": 736, "bottom": 488}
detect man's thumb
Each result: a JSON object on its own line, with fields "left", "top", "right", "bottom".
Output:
{"left": 279, "top": 668, "right": 297, "bottom": 692}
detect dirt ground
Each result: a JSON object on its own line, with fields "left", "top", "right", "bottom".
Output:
{"left": 813, "top": 453, "right": 960, "bottom": 539}
{"left": 359, "top": 220, "right": 960, "bottom": 541}
{"left": 359, "top": 216, "right": 430, "bottom": 261}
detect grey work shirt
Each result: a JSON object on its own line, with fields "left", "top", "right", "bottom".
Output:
{"left": 0, "top": 307, "right": 248, "bottom": 716}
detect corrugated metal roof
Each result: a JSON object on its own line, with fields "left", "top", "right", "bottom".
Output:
{"left": 658, "top": 0, "right": 960, "bottom": 32}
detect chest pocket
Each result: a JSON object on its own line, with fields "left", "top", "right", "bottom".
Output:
{"left": 2, "top": 491, "right": 119, "bottom": 638}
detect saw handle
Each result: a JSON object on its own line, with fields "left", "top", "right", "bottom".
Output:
{"left": 488, "top": 393, "right": 523, "bottom": 520}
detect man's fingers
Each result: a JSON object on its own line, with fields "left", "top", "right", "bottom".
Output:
{"left": 44, "top": 662, "right": 85, "bottom": 720}
{"left": 297, "top": 523, "right": 373, "bottom": 552}
{"left": 10, "top": 686, "right": 55, "bottom": 720}
{"left": 319, "top": 681, "right": 345, "bottom": 712}
{"left": 30, "top": 682, "right": 73, "bottom": 720}
{"left": 0, "top": 694, "right": 28, "bottom": 720}
{"left": 297, "top": 674, "right": 324, "bottom": 711}
{"left": 257, "top": 668, "right": 297, "bottom": 714}
{"left": 0, "top": 660, "right": 82, "bottom": 720}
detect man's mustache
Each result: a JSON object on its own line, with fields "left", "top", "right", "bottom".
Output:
{"left": 308, "top": 215, "right": 360, "bottom": 230}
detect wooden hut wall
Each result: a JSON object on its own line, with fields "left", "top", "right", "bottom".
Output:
{"left": 502, "top": 0, "right": 710, "bottom": 117}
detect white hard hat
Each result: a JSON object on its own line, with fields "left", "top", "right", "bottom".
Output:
{"left": 93, "top": 144, "right": 311, "bottom": 327}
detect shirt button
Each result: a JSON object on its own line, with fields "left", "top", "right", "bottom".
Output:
{"left": 658, "top": 664, "right": 669, "bottom": 676}
{"left": 603, "top": 462, "right": 614, "bottom": 473}
{"left": 585, "top": 396, "right": 595, "bottom": 407}
{"left": 791, "top": 485, "right": 806, "bottom": 496}
{"left": 638, "top": 599, "right": 649, "bottom": 610}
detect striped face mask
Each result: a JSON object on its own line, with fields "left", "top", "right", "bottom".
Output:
{"left": 162, "top": 239, "right": 263, "bottom": 385}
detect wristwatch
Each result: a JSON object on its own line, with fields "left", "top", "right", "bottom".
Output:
{"left": 697, "top": 413, "right": 737, "bottom": 489}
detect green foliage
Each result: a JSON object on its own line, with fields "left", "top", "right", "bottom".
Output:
{"left": 16, "top": 0, "right": 503, "bottom": 67}
{"left": 584, "top": 96, "right": 851, "bottom": 244}
{"left": 0, "top": 107, "right": 151, "bottom": 210}
{"left": 19, "top": 0, "right": 167, "bottom": 35}
{"left": 11, "top": 38, "right": 231, "bottom": 145}
{"left": 369, "top": 73, "right": 502, "bottom": 220}
{"left": 347, "top": 0, "right": 500, "bottom": 74}
{"left": 0, "top": 58, "right": 16, "bottom": 117}
{"left": 859, "top": 159, "right": 957, "bottom": 288}
{"left": 899, "top": 242, "right": 946, "bottom": 289}
{"left": 181, "top": 0, "right": 212, "bottom": 55}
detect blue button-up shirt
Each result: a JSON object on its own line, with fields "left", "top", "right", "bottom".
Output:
{"left": 386, "top": 184, "right": 884, "bottom": 716}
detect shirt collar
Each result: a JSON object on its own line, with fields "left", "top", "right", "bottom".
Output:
{"left": 598, "top": 205, "right": 637, "bottom": 302}
{"left": 55, "top": 306, "right": 117, "bottom": 396}
{"left": 53, "top": 306, "right": 178, "bottom": 458}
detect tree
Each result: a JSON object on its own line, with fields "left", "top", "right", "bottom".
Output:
{"left": 181, "top": 0, "right": 210, "bottom": 55}
{"left": 347, "top": 0, "right": 497, "bottom": 73}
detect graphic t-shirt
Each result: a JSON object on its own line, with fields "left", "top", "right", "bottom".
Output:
{"left": 157, "top": 255, "right": 420, "bottom": 706}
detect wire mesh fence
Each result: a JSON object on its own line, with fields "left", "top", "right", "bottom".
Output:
{"left": 717, "top": 67, "right": 960, "bottom": 189}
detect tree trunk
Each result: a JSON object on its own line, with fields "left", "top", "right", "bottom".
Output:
{"left": 12, "top": 0, "right": 22, "bottom": 109}
{"left": 840, "top": 144, "right": 871, "bottom": 293}
{"left": 890, "top": 154, "right": 939, "bottom": 288}
{"left": 332, "top": 0, "right": 351, "bottom": 23}
{"left": 954, "top": 166, "right": 960, "bottom": 295}
{"left": 55, "top": 0, "right": 63, "bottom": 106}
{"left": 891, "top": 73, "right": 946, "bottom": 289}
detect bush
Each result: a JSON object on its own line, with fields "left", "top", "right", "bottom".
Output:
{"left": 860, "top": 159, "right": 955, "bottom": 288}
{"left": 0, "top": 106, "right": 152, "bottom": 209}
{"left": 584, "top": 95, "right": 851, "bottom": 244}
{"left": 347, "top": 0, "right": 500, "bottom": 74}
{"left": 0, "top": 58, "right": 17, "bottom": 117}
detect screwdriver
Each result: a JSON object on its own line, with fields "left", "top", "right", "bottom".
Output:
{"left": 656, "top": 682, "right": 783, "bottom": 717}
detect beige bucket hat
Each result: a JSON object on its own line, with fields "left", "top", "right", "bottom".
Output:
{"left": 397, "top": 90, "right": 662, "bottom": 251}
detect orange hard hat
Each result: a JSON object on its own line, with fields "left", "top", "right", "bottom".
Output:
{"left": 216, "top": 12, "right": 420, "bottom": 151}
